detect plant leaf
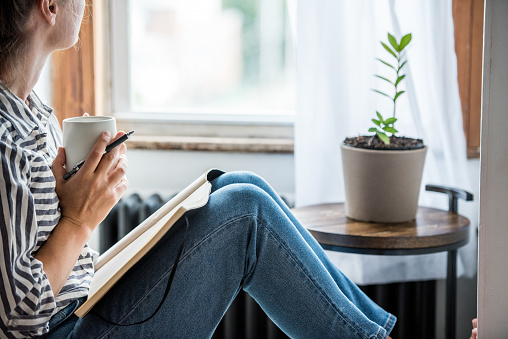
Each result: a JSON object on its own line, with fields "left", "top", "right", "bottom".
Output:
{"left": 372, "top": 119, "right": 381, "bottom": 127}
{"left": 372, "top": 89, "right": 392, "bottom": 99}
{"left": 376, "top": 111, "right": 384, "bottom": 123}
{"left": 383, "top": 126, "right": 398, "bottom": 134}
{"left": 368, "top": 127, "right": 378, "bottom": 132}
{"left": 394, "top": 90, "right": 406, "bottom": 101}
{"left": 395, "top": 75, "right": 406, "bottom": 87}
{"left": 376, "top": 58, "right": 395, "bottom": 70}
{"left": 388, "top": 33, "right": 399, "bottom": 52}
{"left": 398, "top": 60, "right": 408, "bottom": 72}
{"left": 399, "top": 33, "right": 412, "bottom": 51}
{"left": 381, "top": 42, "right": 397, "bottom": 59}
{"left": 377, "top": 131, "right": 390, "bottom": 144}
{"left": 384, "top": 117, "right": 397, "bottom": 125}
{"left": 375, "top": 75, "right": 393, "bottom": 84}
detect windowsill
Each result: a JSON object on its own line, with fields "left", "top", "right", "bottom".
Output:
{"left": 467, "top": 146, "right": 480, "bottom": 159}
{"left": 125, "top": 135, "right": 294, "bottom": 154}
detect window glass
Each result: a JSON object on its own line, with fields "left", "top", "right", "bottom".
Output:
{"left": 129, "top": 0, "right": 295, "bottom": 116}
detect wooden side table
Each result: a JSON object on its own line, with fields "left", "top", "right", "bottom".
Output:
{"left": 292, "top": 185, "right": 473, "bottom": 339}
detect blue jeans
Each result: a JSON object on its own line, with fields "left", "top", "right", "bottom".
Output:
{"left": 43, "top": 172, "right": 395, "bottom": 339}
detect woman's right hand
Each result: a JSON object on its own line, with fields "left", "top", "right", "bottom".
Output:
{"left": 51, "top": 131, "right": 129, "bottom": 234}
{"left": 36, "top": 131, "right": 128, "bottom": 295}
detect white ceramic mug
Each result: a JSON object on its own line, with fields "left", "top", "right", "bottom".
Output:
{"left": 62, "top": 116, "right": 117, "bottom": 170}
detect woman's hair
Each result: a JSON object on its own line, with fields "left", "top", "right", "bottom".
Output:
{"left": 0, "top": 0, "right": 37, "bottom": 79}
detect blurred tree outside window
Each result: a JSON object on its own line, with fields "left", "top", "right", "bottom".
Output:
{"left": 128, "top": 0, "right": 295, "bottom": 117}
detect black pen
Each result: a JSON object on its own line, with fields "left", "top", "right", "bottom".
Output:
{"left": 63, "top": 130, "right": 134, "bottom": 180}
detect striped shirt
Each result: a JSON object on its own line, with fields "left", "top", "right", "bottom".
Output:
{"left": 0, "top": 82, "right": 98, "bottom": 338}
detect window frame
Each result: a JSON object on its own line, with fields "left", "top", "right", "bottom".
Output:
{"left": 51, "top": 0, "right": 482, "bottom": 156}
{"left": 452, "top": 0, "right": 484, "bottom": 159}
{"left": 109, "top": 0, "right": 295, "bottom": 140}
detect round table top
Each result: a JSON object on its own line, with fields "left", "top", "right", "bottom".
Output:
{"left": 292, "top": 203, "right": 471, "bottom": 255}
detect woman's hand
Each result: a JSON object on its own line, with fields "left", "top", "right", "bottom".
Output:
{"left": 51, "top": 131, "right": 129, "bottom": 234}
{"left": 36, "top": 131, "right": 129, "bottom": 295}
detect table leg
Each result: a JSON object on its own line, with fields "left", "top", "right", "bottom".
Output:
{"left": 446, "top": 249, "right": 457, "bottom": 339}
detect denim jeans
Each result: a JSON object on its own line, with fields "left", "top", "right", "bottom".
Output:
{"left": 43, "top": 171, "right": 395, "bottom": 339}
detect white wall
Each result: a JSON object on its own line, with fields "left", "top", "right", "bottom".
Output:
{"left": 124, "top": 149, "right": 295, "bottom": 200}
{"left": 478, "top": 0, "right": 508, "bottom": 337}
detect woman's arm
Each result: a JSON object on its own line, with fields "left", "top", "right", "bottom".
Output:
{"left": 34, "top": 131, "right": 128, "bottom": 295}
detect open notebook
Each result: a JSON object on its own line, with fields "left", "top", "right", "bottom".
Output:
{"left": 75, "top": 169, "right": 224, "bottom": 318}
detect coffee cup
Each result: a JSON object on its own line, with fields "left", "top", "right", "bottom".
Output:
{"left": 62, "top": 116, "right": 117, "bottom": 170}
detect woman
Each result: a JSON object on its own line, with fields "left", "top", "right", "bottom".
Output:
{"left": 0, "top": 0, "right": 396, "bottom": 338}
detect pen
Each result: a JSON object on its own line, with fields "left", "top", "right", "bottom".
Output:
{"left": 63, "top": 130, "right": 134, "bottom": 180}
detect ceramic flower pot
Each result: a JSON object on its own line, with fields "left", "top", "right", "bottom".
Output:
{"left": 341, "top": 144, "right": 427, "bottom": 223}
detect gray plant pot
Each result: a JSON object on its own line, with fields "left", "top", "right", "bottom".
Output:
{"left": 341, "top": 144, "right": 427, "bottom": 223}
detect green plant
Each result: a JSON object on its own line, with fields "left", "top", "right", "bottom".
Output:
{"left": 369, "top": 32, "right": 412, "bottom": 144}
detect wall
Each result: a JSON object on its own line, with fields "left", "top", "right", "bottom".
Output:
{"left": 478, "top": 0, "right": 508, "bottom": 337}
{"left": 123, "top": 149, "right": 295, "bottom": 200}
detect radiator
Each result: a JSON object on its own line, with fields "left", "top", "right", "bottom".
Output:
{"left": 99, "top": 194, "right": 436, "bottom": 339}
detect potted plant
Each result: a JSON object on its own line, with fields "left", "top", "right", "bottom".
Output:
{"left": 341, "top": 33, "right": 427, "bottom": 223}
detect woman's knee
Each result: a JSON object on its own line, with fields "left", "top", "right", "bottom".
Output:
{"left": 219, "top": 171, "right": 266, "bottom": 187}
{"left": 235, "top": 170, "right": 264, "bottom": 182}
{"left": 193, "top": 183, "right": 275, "bottom": 240}
{"left": 212, "top": 182, "right": 271, "bottom": 211}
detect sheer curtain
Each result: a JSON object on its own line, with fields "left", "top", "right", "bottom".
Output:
{"left": 293, "top": 0, "right": 476, "bottom": 285}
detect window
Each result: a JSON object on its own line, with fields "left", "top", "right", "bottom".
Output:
{"left": 51, "top": 0, "right": 482, "bottom": 155}
{"left": 110, "top": 0, "right": 295, "bottom": 132}
{"left": 452, "top": 0, "right": 484, "bottom": 158}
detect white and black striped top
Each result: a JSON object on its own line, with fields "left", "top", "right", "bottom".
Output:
{"left": 0, "top": 82, "right": 98, "bottom": 338}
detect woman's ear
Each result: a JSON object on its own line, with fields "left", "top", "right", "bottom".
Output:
{"left": 39, "top": 0, "right": 57, "bottom": 26}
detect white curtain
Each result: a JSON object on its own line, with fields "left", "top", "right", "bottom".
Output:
{"left": 293, "top": 0, "right": 476, "bottom": 285}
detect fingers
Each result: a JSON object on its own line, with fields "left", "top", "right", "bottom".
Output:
{"left": 73, "top": 131, "right": 128, "bottom": 187}
{"left": 115, "top": 176, "right": 129, "bottom": 197}
{"left": 94, "top": 132, "right": 127, "bottom": 175}
{"left": 101, "top": 147, "right": 120, "bottom": 175}
{"left": 80, "top": 131, "right": 111, "bottom": 174}
{"left": 51, "top": 147, "right": 67, "bottom": 183}
{"left": 108, "top": 153, "right": 128, "bottom": 184}
{"left": 119, "top": 142, "right": 127, "bottom": 156}
{"left": 112, "top": 144, "right": 127, "bottom": 174}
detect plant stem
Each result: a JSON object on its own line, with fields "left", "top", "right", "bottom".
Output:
{"left": 368, "top": 135, "right": 374, "bottom": 146}
{"left": 393, "top": 54, "right": 400, "bottom": 119}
